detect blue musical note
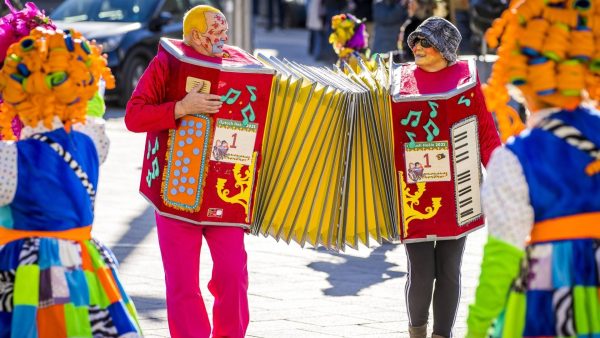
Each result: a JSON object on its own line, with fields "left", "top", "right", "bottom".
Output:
{"left": 406, "top": 131, "right": 417, "bottom": 149}
{"left": 401, "top": 110, "right": 422, "bottom": 127}
{"left": 241, "top": 103, "right": 256, "bottom": 127}
{"left": 246, "top": 85, "right": 257, "bottom": 102}
{"left": 423, "top": 119, "right": 439, "bottom": 142}
{"left": 428, "top": 101, "right": 439, "bottom": 118}
{"left": 221, "top": 88, "right": 241, "bottom": 104}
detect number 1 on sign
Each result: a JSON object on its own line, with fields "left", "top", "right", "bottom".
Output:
{"left": 230, "top": 133, "right": 238, "bottom": 148}
{"left": 423, "top": 153, "right": 431, "bottom": 167}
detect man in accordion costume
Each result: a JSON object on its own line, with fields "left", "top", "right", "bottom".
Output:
{"left": 126, "top": 4, "right": 276, "bottom": 338}
{"left": 467, "top": 0, "right": 600, "bottom": 337}
{"left": 0, "top": 2, "right": 141, "bottom": 337}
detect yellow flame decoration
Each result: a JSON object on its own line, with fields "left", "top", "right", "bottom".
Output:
{"left": 399, "top": 171, "right": 442, "bottom": 238}
{"left": 216, "top": 152, "right": 257, "bottom": 222}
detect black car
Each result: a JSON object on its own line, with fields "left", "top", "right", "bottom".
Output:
{"left": 51, "top": 0, "right": 221, "bottom": 106}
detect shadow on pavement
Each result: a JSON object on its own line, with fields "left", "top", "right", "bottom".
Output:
{"left": 110, "top": 206, "right": 156, "bottom": 264}
{"left": 105, "top": 105, "right": 126, "bottom": 120}
{"left": 307, "top": 242, "right": 406, "bottom": 296}
{"left": 130, "top": 295, "right": 166, "bottom": 318}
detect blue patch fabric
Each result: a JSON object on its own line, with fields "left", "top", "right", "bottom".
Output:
{"left": 523, "top": 290, "right": 556, "bottom": 336}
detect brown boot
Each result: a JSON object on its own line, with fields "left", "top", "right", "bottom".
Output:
{"left": 431, "top": 335, "right": 446, "bottom": 338}
{"left": 408, "top": 324, "right": 427, "bottom": 338}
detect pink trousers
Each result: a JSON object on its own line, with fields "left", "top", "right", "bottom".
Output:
{"left": 155, "top": 213, "right": 249, "bottom": 338}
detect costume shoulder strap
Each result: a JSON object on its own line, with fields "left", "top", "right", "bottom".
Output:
{"left": 31, "top": 133, "right": 97, "bottom": 207}
{"left": 538, "top": 118, "right": 600, "bottom": 175}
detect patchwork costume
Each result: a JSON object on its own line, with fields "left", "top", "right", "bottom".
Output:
{"left": 0, "top": 120, "right": 140, "bottom": 338}
{"left": 468, "top": 108, "right": 600, "bottom": 337}
{"left": 0, "top": 17, "right": 141, "bottom": 338}
{"left": 467, "top": 0, "right": 600, "bottom": 336}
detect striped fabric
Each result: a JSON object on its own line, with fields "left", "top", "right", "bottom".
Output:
{"left": 0, "top": 237, "right": 141, "bottom": 338}
{"left": 491, "top": 239, "right": 600, "bottom": 338}
{"left": 538, "top": 118, "right": 600, "bottom": 161}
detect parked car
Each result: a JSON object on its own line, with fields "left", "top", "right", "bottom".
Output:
{"left": 283, "top": 0, "right": 306, "bottom": 28}
{"left": 51, "top": 0, "right": 221, "bottom": 106}
{"left": 31, "top": 0, "right": 64, "bottom": 13}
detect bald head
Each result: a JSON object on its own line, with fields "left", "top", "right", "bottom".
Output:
{"left": 183, "top": 5, "right": 228, "bottom": 57}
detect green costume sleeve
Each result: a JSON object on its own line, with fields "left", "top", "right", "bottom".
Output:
{"left": 86, "top": 91, "right": 106, "bottom": 118}
{"left": 466, "top": 236, "right": 525, "bottom": 338}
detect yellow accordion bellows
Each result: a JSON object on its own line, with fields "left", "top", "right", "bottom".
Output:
{"left": 253, "top": 56, "right": 399, "bottom": 251}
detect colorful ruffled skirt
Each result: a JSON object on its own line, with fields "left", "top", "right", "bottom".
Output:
{"left": 0, "top": 237, "right": 141, "bottom": 338}
{"left": 491, "top": 238, "right": 600, "bottom": 338}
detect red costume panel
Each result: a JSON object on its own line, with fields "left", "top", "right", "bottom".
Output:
{"left": 132, "top": 38, "right": 275, "bottom": 227}
{"left": 390, "top": 59, "right": 500, "bottom": 242}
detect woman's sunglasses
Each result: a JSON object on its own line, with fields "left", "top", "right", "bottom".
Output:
{"left": 414, "top": 38, "right": 433, "bottom": 49}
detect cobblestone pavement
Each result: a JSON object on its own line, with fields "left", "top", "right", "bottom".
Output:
{"left": 95, "top": 27, "right": 488, "bottom": 337}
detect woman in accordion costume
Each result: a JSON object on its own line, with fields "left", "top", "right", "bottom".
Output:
{"left": 0, "top": 6, "right": 141, "bottom": 337}
{"left": 329, "top": 13, "right": 376, "bottom": 71}
{"left": 467, "top": 0, "right": 600, "bottom": 337}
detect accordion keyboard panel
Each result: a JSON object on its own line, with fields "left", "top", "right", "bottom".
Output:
{"left": 451, "top": 116, "right": 482, "bottom": 226}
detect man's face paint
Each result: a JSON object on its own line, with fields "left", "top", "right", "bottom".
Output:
{"left": 201, "top": 12, "right": 228, "bottom": 57}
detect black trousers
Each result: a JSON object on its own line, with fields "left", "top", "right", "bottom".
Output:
{"left": 404, "top": 237, "right": 467, "bottom": 337}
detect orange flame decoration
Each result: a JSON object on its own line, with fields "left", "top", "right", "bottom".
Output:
{"left": 0, "top": 27, "right": 115, "bottom": 140}
{"left": 483, "top": 0, "right": 600, "bottom": 142}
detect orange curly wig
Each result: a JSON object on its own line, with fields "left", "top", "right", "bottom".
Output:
{"left": 0, "top": 27, "right": 115, "bottom": 140}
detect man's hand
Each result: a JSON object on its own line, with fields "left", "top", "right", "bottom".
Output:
{"left": 174, "top": 82, "right": 222, "bottom": 119}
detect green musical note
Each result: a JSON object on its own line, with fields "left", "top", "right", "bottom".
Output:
{"left": 246, "top": 85, "right": 257, "bottom": 102}
{"left": 241, "top": 103, "right": 255, "bottom": 127}
{"left": 424, "top": 119, "right": 439, "bottom": 142}
{"left": 458, "top": 95, "right": 471, "bottom": 107}
{"left": 428, "top": 101, "right": 439, "bottom": 118}
{"left": 221, "top": 88, "right": 241, "bottom": 104}
{"left": 401, "top": 110, "right": 422, "bottom": 127}
{"left": 406, "top": 131, "right": 417, "bottom": 149}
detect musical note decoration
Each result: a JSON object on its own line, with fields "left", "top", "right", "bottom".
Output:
{"left": 246, "top": 85, "right": 257, "bottom": 102}
{"left": 423, "top": 119, "right": 439, "bottom": 142}
{"left": 405, "top": 131, "right": 417, "bottom": 149}
{"left": 428, "top": 101, "right": 439, "bottom": 118}
{"left": 221, "top": 85, "right": 258, "bottom": 127}
{"left": 146, "top": 137, "right": 160, "bottom": 187}
{"left": 216, "top": 152, "right": 257, "bottom": 222}
{"left": 399, "top": 171, "right": 442, "bottom": 237}
{"left": 401, "top": 110, "right": 422, "bottom": 127}
{"left": 241, "top": 103, "right": 256, "bottom": 127}
{"left": 458, "top": 95, "right": 471, "bottom": 107}
{"left": 220, "top": 87, "right": 241, "bottom": 104}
